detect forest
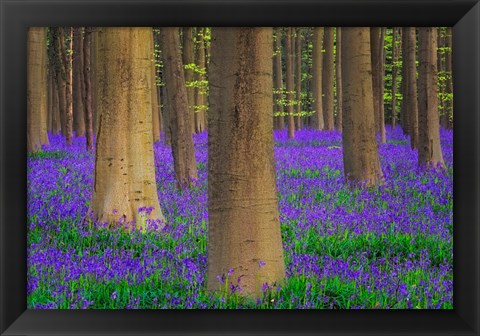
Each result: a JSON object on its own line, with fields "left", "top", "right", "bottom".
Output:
{"left": 27, "top": 27, "right": 453, "bottom": 309}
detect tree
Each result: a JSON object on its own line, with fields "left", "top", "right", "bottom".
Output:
{"left": 72, "top": 27, "right": 86, "bottom": 137}
{"left": 312, "top": 27, "right": 324, "bottom": 130}
{"left": 322, "top": 27, "right": 334, "bottom": 130}
{"left": 273, "top": 28, "right": 285, "bottom": 130}
{"left": 391, "top": 27, "right": 399, "bottom": 129}
{"left": 370, "top": 27, "right": 386, "bottom": 143}
{"left": 417, "top": 27, "right": 445, "bottom": 169}
{"left": 342, "top": 27, "right": 384, "bottom": 187}
{"left": 83, "top": 27, "right": 94, "bottom": 151}
{"left": 27, "top": 27, "right": 49, "bottom": 152}
{"left": 194, "top": 28, "right": 207, "bottom": 133}
{"left": 63, "top": 27, "right": 74, "bottom": 146}
{"left": 161, "top": 27, "right": 198, "bottom": 190}
{"left": 286, "top": 27, "right": 295, "bottom": 139}
{"left": 53, "top": 27, "right": 67, "bottom": 137}
{"left": 208, "top": 27, "right": 286, "bottom": 297}
{"left": 182, "top": 27, "right": 196, "bottom": 134}
{"left": 295, "top": 28, "right": 302, "bottom": 130}
{"left": 335, "top": 27, "right": 343, "bottom": 131}
{"left": 403, "top": 27, "right": 419, "bottom": 149}
{"left": 150, "top": 31, "right": 160, "bottom": 143}
{"left": 90, "top": 27, "right": 164, "bottom": 231}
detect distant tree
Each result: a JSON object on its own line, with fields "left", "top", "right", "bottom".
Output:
{"left": 312, "top": 27, "right": 324, "bottom": 130}
{"left": 72, "top": 27, "right": 86, "bottom": 137}
{"left": 83, "top": 27, "right": 94, "bottom": 151}
{"left": 418, "top": 27, "right": 445, "bottom": 169}
{"left": 161, "top": 27, "right": 198, "bottom": 190}
{"left": 391, "top": 27, "right": 400, "bottom": 129}
{"left": 182, "top": 27, "right": 196, "bottom": 134}
{"left": 194, "top": 28, "right": 207, "bottom": 133}
{"left": 322, "top": 27, "right": 335, "bottom": 131}
{"left": 342, "top": 27, "right": 384, "bottom": 187}
{"left": 403, "top": 27, "right": 419, "bottom": 149}
{"left": 53, "top": 27, "right": 67, "bottom": 137}
{"left": 27, "top": 27, "right": 49, "bottom": 152}
{"left": 370, "top": 27, "right": 386, "bottom": 143}
{"left": 63, "top": 27, "right": 74, "bottom": 146}
{"left": 273, "top": 28, "right": 285, "bottom": 130}
{"left": 90, "top": 27, "right": 164, "bottom": 230}
{"left": 208, "top": 27, "right": 285, "bottom": 297}
{"left": 335, "top": 27, "right": 343, "bottom": 131}
{"left": 295, "top": 28, "right": 302, "bottom": 130}
{"left": 286, "top": 27, "right": 295, "bottom": 139}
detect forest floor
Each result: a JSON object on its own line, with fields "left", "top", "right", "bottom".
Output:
{"left": 27, "top": 126, "right": 453, "bottom": 309}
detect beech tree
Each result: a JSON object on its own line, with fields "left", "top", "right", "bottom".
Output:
{"left": 312, "top": 27, "right": 324, "bottom": 130}
{"left": 322, "top": 27, "right": 334, "bottom": 131}
{"left": 27, "top": 27, "right": 49, "bottom": 152}
{"left": 208, "top": 27, "right": 286, "bottom": 297}
{"left": 83, "top": 27, "right": 94, "bottom": 151}
{"left": 286, "top": 27, "right": 295, "bottom": 139}
{"left": 72, "top": 27, "right": 86, "bottom": 137}
{"left": 90, "top": 27, "right": 164, "bottom": 230}
{"left": 370, "top": 27, "right": 386, "bottom": 143}
{"left": 403, "top": 27, "right": 419, "bottom": 149}
{"left": 182, "top": 27, "right": 196, "bottom": 134}
{"left": 418, "top": 27, "right": 445, "bottom": 169}
{"left": 335, "top": 27, "right": 343, "bottom": 131}
{"left": 273, "top": 28, "right": 285, "bottom": 130}
{"left": 342, "top": 27, "right": 384, "bottom": 187}
{"left": 161, "top": 27, "right": 198, "bottom": 189}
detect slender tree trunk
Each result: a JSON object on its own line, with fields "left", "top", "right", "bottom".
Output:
{"left": 63, "top": 27, "right": 74, "bottom": 146}
{"left": 418, "top": 27, "right": 445, "bottom": 169}
{"left": 322, "top": 27, "right": 334, "bottom": 130}
{"left": 194, "top": 28, "right": 207, "bottom": 133}
{"left": 295, "top": 28, "right": 302, "bottom": 130}
{"left": 400, "top": 29, "right": 410, "bottom": 137}
{"left": 162, "top": 85, "right": 171, "bottom": 145}
{"left": 445, "top": 27, "right": 453, "bottom": 128}
{"left": 370, "top": 27, "right": 386, "bottom": 143}
{"left": 161, "top": 28, "right": 198, "bottom": 190}
{"left": 341, "top": 27, "right": 383, "bottom": 187}
{"left": 312, "top": 27, "right": 324, "bottom": 130}
{"left": 273, "top": 28, "right": 285, "bottom": 130}
{"left": 208, "top": 27, "right": 285, "bottom": 297}
{"left": 83, "top": 27, "right": 94, "bottom": 151}
{"left": 403, "top": 27, "right": 419, "bottom": 149}
{"left": 47, "top": 68, "right": 53, "bottom": 133}
{"left": 182, "top": 27, "right": 196, "bottom": 134}
{"left": 52, "top": 72, "right": 61, "bottom": 135}
{"left": 391, "top": 27, "right": 399, "bottom": 129}
{"left": 151, "top": 31, "right": 160, "bottom": 143}
{"left": 90, "top": 27, "right": 164, "bottom": 231}
{"left": 335, "top": 27, "right": 343, "bottom": 131}
{"left": 54, "top": 28, "right": 67, "bottom": 137}
{"left": 286, "top": 27, "right": 295, "bottom": 139}
{"left": 27, "top": 27, "right": 50, "bottom": 152}
{"left": 73, "top": 27, "right": 86, "bottom": 137}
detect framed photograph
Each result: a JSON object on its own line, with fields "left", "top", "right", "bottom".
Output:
{"left": 1, "top": 0, "right": 479, "bottom": 335}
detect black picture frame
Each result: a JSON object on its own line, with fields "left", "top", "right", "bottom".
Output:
{"left": 1, "top": 0, "right": 479, "bottom": 335}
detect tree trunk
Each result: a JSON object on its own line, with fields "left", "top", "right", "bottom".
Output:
{"left": 417, "top": 27, "right": 445, "bottom": 169}
{"left": 322, "top": 27, "right": 334, "bottom": 130}
{"left": 27, "top": 27, "right": 50, "bottom": 152}
{"left": 151, "top": 31, "right": 160, "bottom": 143}
{"left": 161, "top": 27, "right": 198, "bottom": 190}
{"left": 295, "top": 28, "right": 302, "bottom": 130}
{"left": 391, "top": 27, "right": 399, "bottom": 129}
{"left": 286, "top": 27, "right": 295, "bottom": 139}
{"left": 194, "top": 28, "right": 207, "bottom": 133}
{"left": 403, "top": 27, "right": 419, "bottom": 149}
{"left": 182, "top": 27, "right": 196, "bottom": 134}
{"left": 370, "top": 27, "right": 386, "bottom": 143}
{"left": 63, "top": 27, "right": 74, "bottom": 146}
{"left": 341, "top": 27, "right": 384, "bottom": 187}
{"left": 273, "top": 28, "right": 285, "bottom": 130}
{"left": 208, "top": 27, "right": 285, "bottom": 297}
{"left": 335, "top": 27, "right": 343, "bottom": 131}
{"left": 51, "top": 72, "right": 61, "bottom": 135}
{"left": 445, "top": 27, "right": 453, "bottom": 128}
{"left": 54, "top": 28, "right": 67, "bottom": 137}
{"left": 73, "top": 27, "right": 86, "bottom": 137}
{"left": 162, "top": 85, "right": 171, "bottom": 145}
{"left": 83, "top": 27, "right": 94, "bottom": 151}
{"left": 91, "top": 28, "right": 164, "bottom": 231}
{"left": 312, "top": 27, "right": 324, "bottom": 130}
{"left": 400, "top": 28, "right": 410, "bottom": 136}
{"left": 93, "top": 28, "right": 105, "bottom": 138}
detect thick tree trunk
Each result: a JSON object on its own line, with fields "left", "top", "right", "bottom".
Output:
{"left": 91, "top": 28, "right": 164, "bottom": 231}
{"left": 312, "top": 27, "right": 324, "bottom": 130}
{"left": 335, "top": 27, "right": 343, "bottom": 131}
{"left": 208, "top": 27, "right": 285, "bottom": 297}
{"left": 63, "top": 27, "right": 74, "bottom": 146}
{"left": 322, "top": 27, "right": 335, "bottom": 130}
{"left": 73, "top": 27, "right": 86, "bottom": 137}
{"left": 295, "top": 28, "right": 302, "bottom": 130}
{"left": 286, "top": 27, "right": 295, "bottom": 139}
{"left": 51, "top": 72, "right": 61, "bottom": 135}
{"left": 341, "top": 27, "right": 383, "bottom": 187}
{"left": 47, "top": 68, "right": 53, "bottom": 133}
{"left": 162, "top": 85, "right": 172, "bottom": 145}
{"left": 161, "top": 28, "right": 198, "bottom": 190}
{"left": 418, "top": 27, "right": 445, "bottom": 169}
{"left": 93, "top": 28, "right": 105, "bottom": 138}
{"left": 403, "top": 27, "right": 419, "bottom": 149}
{"left": 273, "top": 28, "right": 285, "bottom": 130}
{"left": 83, "top": 27, "right": 94, "bottom": 151}
{"left": 182, "top": 27, "right": 196, "bottom": 134}
{"left": 27, "top": 27, "right": 50, "bottom": 152}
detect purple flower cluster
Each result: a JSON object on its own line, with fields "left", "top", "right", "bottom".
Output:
{"left": 27, "top": 126, "right": 453, "bottom": 309}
